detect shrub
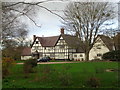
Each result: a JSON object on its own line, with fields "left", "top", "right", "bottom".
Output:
{"left": 102, "top": 50, "right": 120, "bottom": 61}
{"left": 23, "top": 59, "right": 37, "bottom": 77}
{"left": 2, "top": 57, "right": 16, "bottom": 78}
{"left": 86, "top": 76, "right": 100, "bottom": 87}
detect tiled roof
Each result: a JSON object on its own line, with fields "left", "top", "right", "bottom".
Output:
{"left": 62, "top": 34, "right": 85, "bottom": 52}
{"left": 38, "top": 36, "right": 60, "bottom": 47}
{"left": 98, "top": 35, "right": 114, "bottom": 51}
{"left": 31, "top": 34, "right": 85, "bottom": 53}
{"left": 31, "top": 34, "right": 114, "bottom": 53}
{"left": 21, "top": 47, "right": 31, "bottom": 56}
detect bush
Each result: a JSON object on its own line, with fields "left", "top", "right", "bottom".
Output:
{"left": 86, "top": 76, "right": 100, "bottom": 87}
{"left": 2, "top": 57, "right": 16, "bottom": 78}
{"left": 102, "top": 50, "right": 120, "bottom": 61}
{"left": 23, "top": 59, "right": 37, "bottom": 77}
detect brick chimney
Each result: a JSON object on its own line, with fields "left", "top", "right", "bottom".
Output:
{"left": 60, "top": 28, "right": 64, "bottom": 34}
{"left": 33, "top": 35, "right": 36, "bottom": 41}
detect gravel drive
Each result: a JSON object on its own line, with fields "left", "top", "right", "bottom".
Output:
{"left": 17, "top": 61, "right": 79, "bottom": 64}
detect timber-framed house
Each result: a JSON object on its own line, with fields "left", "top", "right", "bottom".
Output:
{"left": 31, "top": 28, "right": 85, "bottom": 60}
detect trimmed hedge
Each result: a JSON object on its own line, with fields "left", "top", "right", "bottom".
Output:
{"left": 102, "top": 50, "right": 120, "bottom": 61}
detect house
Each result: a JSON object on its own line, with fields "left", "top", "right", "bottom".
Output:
{"left": 113, "top": 32, "right": 120, "bottom": 50}
{"left": 21, "top": 28, "right": 115, "bottom": 61}
{"left": 31, "top": 28, "right": 85, "bottom": 61}
{"left": 89, "top": 35, "right": 115, "bottom": 60}
{"left": 21, "top": 47, "right": 32, "bottom": 60}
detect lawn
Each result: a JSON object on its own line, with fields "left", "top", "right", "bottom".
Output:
{"left": 2, "top": 62, "right": 119, "bottom": 88}
{"left": 15, "top": 60, "right": 26, "bottom": 63}
{"left": 15, "top": 60, "right": 70, "bottom": 63}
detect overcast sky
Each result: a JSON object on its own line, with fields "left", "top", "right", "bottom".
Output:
{"left": 24, "top": 1, "right": 68, "bottom": 40}
{"left": 5, "top": 0, "right": 118, "bottom": 41}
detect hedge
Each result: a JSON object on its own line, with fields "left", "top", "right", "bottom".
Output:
{"left": 102, "top": 50, "right": 120, "bottom": 61}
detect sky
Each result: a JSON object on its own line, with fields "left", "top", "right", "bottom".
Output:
{"left": 27, "top": 1, "right": 118, "bottom": 40}
{"left": 25, "top": 1, "right": 68, "bottom": 40}
{"left": 6, "top": 0, "right": 118, "bottom": 41}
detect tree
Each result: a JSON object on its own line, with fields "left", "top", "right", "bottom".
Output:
{"left": 2, "top": 39, "right": 25, "bottom": 60}
{"left": 1, "top": 1, "right": 66, "bottom": 59}
{"left": 2, "top": 2, "right": 32, "bottom": 47}
{"left": 113, "top": 33, "right": 120, "bottom": 50}
{"left": 2, "top": 1, "right": 65, "bottom": 47}
{"left": 62, "top": 2, "right": 115, "bottom": 60}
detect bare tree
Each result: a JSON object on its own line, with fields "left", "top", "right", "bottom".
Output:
{"left": 2, "top": 1, "right": 66, "bottom": 47}
{"left": 2, "top": 2, "right": 31, "bottom": 46}
{"left": 62, "top": 2, "right": 115, "bottom": 61}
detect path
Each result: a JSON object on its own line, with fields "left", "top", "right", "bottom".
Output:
{"left": 17, "top": 61, "right": 79, "bottom": 64}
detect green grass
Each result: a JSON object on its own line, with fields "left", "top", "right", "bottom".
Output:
{"left": 49, "top": 59, "right": 71, "bottom": 62}
{"left": 15, "top": 60, "right": 26, "bottom": 63}
{"left": 15, "top": 60, "right": 69, "bottom": 63}
{"left": 2, "top": 62, "right": 119, "bottom": 88}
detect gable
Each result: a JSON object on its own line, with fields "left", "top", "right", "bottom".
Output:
{"left": 61, "top": 34, "right": 85, "bottom": 52}
{"left": 56, "top": 35, "right": 67, "bottom": 46}
{"left": 31, "top": 38, "right": 42, "bottom": 48}
{"left": 93, "top": 37, "right": 107, "bottom": 49}
{"left": 33, "top": 38, "right": 41, "bottom": 46}
{"left": 60, "top": 36, "right": 63, "bottom": 40}
{"left": 31, "top": 34, "right": 85, "bottom": 53}
{"left": 98, "top": 35, "right": 114, "bottom": 51}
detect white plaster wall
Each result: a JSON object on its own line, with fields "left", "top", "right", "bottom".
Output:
{"left": 21, "top": 56, "right": 32, "bottom": 60}
{"left": 73, "top": 53, "right": 85, "bottom": 61}
{"left": 31, "top": 38, "right": 43, "bottom": 53}
{"left": 89, "top": 37, "right": 110, "bottom": 60}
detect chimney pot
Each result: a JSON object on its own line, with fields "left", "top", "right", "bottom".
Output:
{"left": 60, "top": 28, "right": 64, "bottom": 34}
{"left": 33, "top": 35, "right": 36, "bottom": 41}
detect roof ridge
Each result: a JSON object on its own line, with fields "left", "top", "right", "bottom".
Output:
{"left": 37, "top": 35, "right": 60, "bottom": 38}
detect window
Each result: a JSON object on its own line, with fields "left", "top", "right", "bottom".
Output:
{"left": 60, "top": 45, "right": 65, "bottom": 48}
{"left": 35, "top": 46, "right": 38, "bottom": 49}
{"left": 74, "top": 55, "right": 77, "bottom": 57}
{"left": 97, "top": 54, "right": 102, "bottom": 57}
{"left": 96, "top": 45, "right": 101, "bottom": 49}
{"left": 81, "top": 58, "right": 84, "bottom": 61}
{"left": 50, "top": 54, "right": 54, "bottom": 57}
{"left": 36, "top": 41, "right": 38, "bottom": 44}
{"left": 80, "top": 54, "right": 83, "bottom": 57}
{"left": 97, "top": 46, "right": 101, "bottom": 49}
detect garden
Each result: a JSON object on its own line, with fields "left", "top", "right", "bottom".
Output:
{"left": 2, "top": 58, "right": 119, "bottom": 88}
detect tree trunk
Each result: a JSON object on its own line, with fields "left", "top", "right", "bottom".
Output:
{"left": 85, "top": 50, "right": 90, "bottom": 61}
